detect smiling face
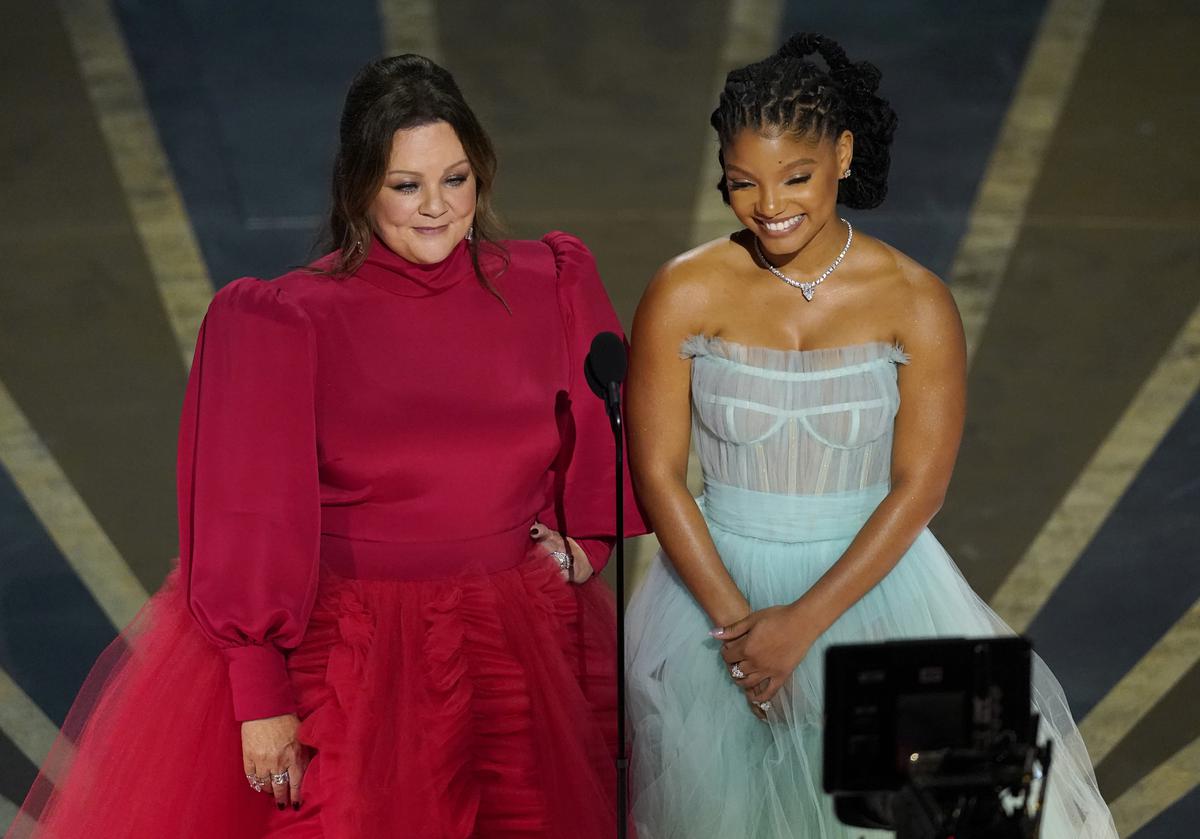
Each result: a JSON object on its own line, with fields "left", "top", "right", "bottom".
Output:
{"left": 722, "top": 127, "right": 853, "bottom": 265}
{"left": 368, "top": 120, "right": 477, "bottom": 264}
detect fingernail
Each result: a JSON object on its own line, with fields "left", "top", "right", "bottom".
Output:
{"left": 277, "top": 803, "right": 285, "bottom": 811}
{"left": 293, "top": 803, "right": 301, "bottom": 811}
{"left": 708, "top": 627, "right": 725, "bottom": 638}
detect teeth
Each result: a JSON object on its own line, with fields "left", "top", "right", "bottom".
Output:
{"left": 763, "top": 215, "right": 802, "bottom": 232}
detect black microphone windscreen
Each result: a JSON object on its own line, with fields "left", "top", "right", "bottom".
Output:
{"left": 585, "top": 331, "right": 627, "bottom": 400}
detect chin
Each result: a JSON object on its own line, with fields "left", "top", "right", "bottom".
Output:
{"left": 391, "top": 231, "right": 462, "bottom": 264}
{"left": 756, "top": 231, "right": 811, "bottom": 256}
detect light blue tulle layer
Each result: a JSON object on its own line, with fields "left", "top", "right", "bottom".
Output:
{"left": 626, "top": 483, "right": 1117, "bottom": 839}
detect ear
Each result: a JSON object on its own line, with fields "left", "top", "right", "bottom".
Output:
{"left": 836, "top": 130, "right": 854, "bottom": 175}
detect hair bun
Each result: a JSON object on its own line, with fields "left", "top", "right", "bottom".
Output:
{"left": 834, "top": 60, "right": 882, "bottom": 101}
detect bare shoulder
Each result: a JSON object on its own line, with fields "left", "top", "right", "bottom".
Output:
{"left": 655, "top": 235, "right": 744, "bottom": 287}
{"left": 854, "top": 235, "right": 961, "bottom": 340}
{"left": 639, "top": 235, "right": 743, "bottom": 323}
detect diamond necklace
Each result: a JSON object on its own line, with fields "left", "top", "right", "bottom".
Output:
{"left": 752, "top": 218, "right": 853, "bottom": 301}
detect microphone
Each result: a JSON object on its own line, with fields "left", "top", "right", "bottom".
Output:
{"left": 584, "top": 331, "right": 627, "bottom": 420}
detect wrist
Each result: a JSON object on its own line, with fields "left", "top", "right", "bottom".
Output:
{"left": 571, "top": 537, "right": 612, "bottom": 573}
{"left": 222, "top": 645, "right": 297, "bottom": 722}
{"left": 786, "top": 595, "right": 835, "bottom": 636}
{"left": 710, "top": 599, "right": 752, "bottom": 629}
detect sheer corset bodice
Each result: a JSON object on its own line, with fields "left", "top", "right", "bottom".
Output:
{"left": 683, "top": 335, "right": 909, "bottom": 497}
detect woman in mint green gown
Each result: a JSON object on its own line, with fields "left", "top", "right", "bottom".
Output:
{"left": 624, "top": 33, "right": 1117, "bottom": 838}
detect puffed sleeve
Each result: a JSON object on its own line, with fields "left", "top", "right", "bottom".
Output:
{"left": 176, "top": 278, "right": 320, "bottom": 721}
{"left": 541, "top": 232, "right": 649, "bottom": 572}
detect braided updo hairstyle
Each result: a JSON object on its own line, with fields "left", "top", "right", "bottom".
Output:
{"left": 711, "top": 33, "right": 898, "bottom": 209}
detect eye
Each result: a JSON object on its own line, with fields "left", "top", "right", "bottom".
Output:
{"left": 726, "top": 179, "right": 752, "bottom": 191}
{"left": 445, "top": 174, "right": 468, "bottom": 187}
{"left": 391, "top": 182, "right": 419, "bottom": 194}
{"left": 786, "top": 175, "right": 812, "bottom": 185}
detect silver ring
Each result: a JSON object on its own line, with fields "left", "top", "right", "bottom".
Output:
{"left": 550, "top": 550, "right": 571, "bottom": 572}
{"left": 730, "top": 663, "right": 745, "bottom": 680}
{"left": 246, "top": 773, "right": 266, "bottom": 792}
{"left": 271, "top": 770, "right": 289, "bottom": 785}
{"left": 755, "top": 700, "right": 772, "bottom": 713}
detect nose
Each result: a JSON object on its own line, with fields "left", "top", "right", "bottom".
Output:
{"left": 420, "top": 185, "right": 448, "bottom": 218}
{"left": 756, "top": 185, "right": 780, "bottom": 217}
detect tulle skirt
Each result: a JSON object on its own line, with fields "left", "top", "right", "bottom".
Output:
{"left": 8, "top": 554, "right": 620, "bottom": 839}
{"left": 626, "top": 482, "right": 1117, "bottom": 839}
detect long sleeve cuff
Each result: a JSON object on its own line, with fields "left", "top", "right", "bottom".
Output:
{"left": 575, "top": 537, "right": 615, "bottom": 574}
{"left": 222, "top": 644, "right": 298, "bottom": 722}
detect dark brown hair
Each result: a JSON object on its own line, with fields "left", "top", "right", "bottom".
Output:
{"left": 711, "top": 33, "right": 898, "bottom": 209}
{"left": 320, "top": 54, "right": 508, "bottom": 297}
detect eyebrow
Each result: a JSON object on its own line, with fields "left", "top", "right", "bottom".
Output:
{"left": 386, "top": 158, "right": 471, "bottom": 176}
{"left": 725, "top": 158, "right": 817, "bottom": 175}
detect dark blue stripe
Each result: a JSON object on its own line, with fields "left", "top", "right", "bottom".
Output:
{"left": 0, "top": 465, "right": 116, "bottom": 726}
{"left": 780, "top": 1, "right": 1047, "bottom": 275}
{"left": 115, "top": 0, "right": 384, "bottom": 286}
{"left": 1029, "top": 389, "right": 1200, "bottom": 716}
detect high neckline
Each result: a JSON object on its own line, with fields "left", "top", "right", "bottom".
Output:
{"left": 356, "top": 235, "right": 472, "bottom": 297}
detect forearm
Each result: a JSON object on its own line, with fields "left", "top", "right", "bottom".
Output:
{"left": 798, "top": 481, "right": 943, "bottom": 633}
{"left": 638, "top": 473, "right": 751, "bottom": 626}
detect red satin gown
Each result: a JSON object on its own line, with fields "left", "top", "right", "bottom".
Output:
{"left": 8, "top": 232, "right": 646, "bottom": 839}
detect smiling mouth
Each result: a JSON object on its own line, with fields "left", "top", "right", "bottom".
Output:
{"left": 413, "top": 224, "right": 450, "bottom": 235}
{"left": 758, "top": 214, "right": 804, "bottom": 234}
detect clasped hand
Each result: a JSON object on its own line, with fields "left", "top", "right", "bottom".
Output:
{"left": 714, "top": 601, "right": 821, "bottom": 721}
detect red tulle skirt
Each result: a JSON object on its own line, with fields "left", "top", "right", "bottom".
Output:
{"left": 7, "top": 558, "right": 620, "bottom": 838}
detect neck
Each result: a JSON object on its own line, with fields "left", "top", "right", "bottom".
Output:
{"left": 355, "top": 235, "right": 473, "bottom": 297}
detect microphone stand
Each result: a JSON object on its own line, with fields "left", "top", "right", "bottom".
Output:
{"left": 585, "top": 332, "right": 632, "bottom": 839}
{"left": 604, "top": 380, "right": 628, "bottom": 839}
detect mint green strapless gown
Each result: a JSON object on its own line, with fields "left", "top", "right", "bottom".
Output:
{"left": 626, "top": 336, "right": 1117, "bottom": 839}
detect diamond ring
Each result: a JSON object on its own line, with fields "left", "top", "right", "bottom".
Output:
{"left": 730, "top": 663, "right": 746, "bottom": 680}
{"left": 550, "top": 550, "right": 571, "bottom": 572}
{"left": 755, "top": 700, "right": 772, "bottom": 713}
{"left": 246, "top": 773, "right": 267, "bottom": 792}
{"left": 270, "top": 770, "right": 289, "bottom": 785}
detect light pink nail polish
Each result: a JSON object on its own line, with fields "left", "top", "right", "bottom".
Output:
{"left": 708, "top": 628, "right": 725, "bottom": 638}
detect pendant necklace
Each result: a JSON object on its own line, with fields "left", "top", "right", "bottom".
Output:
{"left": 752, "top": 218, "right": 853, "bottom": 301}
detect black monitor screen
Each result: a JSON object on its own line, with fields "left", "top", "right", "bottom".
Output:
{"left": 823, "top": 636, "right": 1033, "bottom": 794}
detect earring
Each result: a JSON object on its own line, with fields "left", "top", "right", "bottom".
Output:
{"left": 841, "top": 168, "right": 852, "bottom": 179}
{"left": 465, "top": 224, "right": 475, "bottom": 242}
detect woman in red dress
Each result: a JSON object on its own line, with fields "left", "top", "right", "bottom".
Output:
{"left": 8, "top": 54, "right": 644, "bottom": 839}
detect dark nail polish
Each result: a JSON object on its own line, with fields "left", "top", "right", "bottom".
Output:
{"left": 277, "top": 803, "right": 285, "bottom": 811}
{"left": 293, "top": 802, "right": 301, "bottom": 811}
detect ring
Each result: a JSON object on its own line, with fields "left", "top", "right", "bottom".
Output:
{"left": 730, "top": 663, "right": 745, "bottom": 680}
{"left": 246, "top": 773, "right": 266, "bottom": 792}
{"left": 550, "top": 550, "right": 571, "bottom": 572}
{"left": 755, "top": 700, "right": 772, "bottom": 713}
{"left": 271, "top": 770, "right": 289, "bottom": 785}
